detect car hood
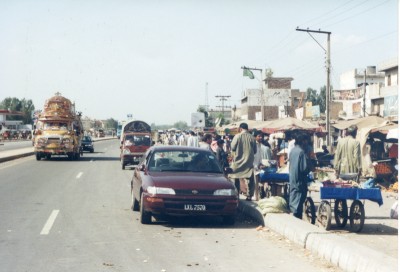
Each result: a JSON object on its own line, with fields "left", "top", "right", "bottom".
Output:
{"left": 148, "top": 172, "right": 235, "bottom": 190}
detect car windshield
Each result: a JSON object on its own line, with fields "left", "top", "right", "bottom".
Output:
{"left": 148, "top": 150, "right": 222, "bottom": 173}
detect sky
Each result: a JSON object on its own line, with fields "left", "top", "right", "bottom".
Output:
{"left": 0, "top": 0, "right": 397, "bottom": 125}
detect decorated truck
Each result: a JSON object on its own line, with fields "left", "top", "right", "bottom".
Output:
{"left": 33, "top": 92, "right": 83, "bottom": 160}
{"left": 120, "top": 120, "right": 152, "bottom": 170}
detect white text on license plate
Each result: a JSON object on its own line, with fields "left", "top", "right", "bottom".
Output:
{"left": 184, "top": 204, "right": 206, "bottom": 211}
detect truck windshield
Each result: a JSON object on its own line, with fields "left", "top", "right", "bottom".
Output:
{"left": 124, "top": 135, "right": 151, "bottom": 146}
{"left": 43, "top": 122, "right": 69, "bottom": 130}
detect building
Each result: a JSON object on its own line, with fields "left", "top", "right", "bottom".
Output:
{"left": 333, "top": 59, "right": 398, "bottom": 121}
{"left": 239, "top": 76, "right": 304, "bottom": 121}
{"left": 378, "top": 58, "right": 398, "bottom": 120}
{"left": 0, "top": 110, "right": 24, "bottom": 132}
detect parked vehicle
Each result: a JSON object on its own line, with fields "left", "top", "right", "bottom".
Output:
{"left": 33, "top": 93, "right": 83, "bottom": 160}
{"left": 81, "top": 135, "right": 94, "bottom": 153}
{"left": 130, "top": 146, "right": 238, "bottom": 225}
{"left": 120, "top": 120, "right": 152, "bottom": 170}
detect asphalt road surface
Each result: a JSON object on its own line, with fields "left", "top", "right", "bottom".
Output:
{"left": 0, "top": 140, "right": 340, "bottom": 272}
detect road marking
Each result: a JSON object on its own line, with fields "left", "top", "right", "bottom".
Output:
{"left": 76, "top": 172, "right": 83, "bottom": 179}
{"left": 40, "top": 210, "right": 59, "bottom": 235}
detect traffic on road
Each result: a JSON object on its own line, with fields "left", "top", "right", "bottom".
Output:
{"left": 0, "top": 139, "right": 342, "bottom": 272}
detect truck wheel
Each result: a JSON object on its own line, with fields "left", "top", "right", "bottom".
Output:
{"left": 36, "top": 153, "right": 41, "bottom": 161}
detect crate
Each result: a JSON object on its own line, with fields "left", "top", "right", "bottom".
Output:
{"left": 374, "top": 162, "right": 393, "bottom": 175}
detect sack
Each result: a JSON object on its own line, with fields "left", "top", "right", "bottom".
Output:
{"left": 390, "top": 201, "right": 398, "bottom": 219}
{"left": 258, "top": 196, "right": 289, "bottom": 215}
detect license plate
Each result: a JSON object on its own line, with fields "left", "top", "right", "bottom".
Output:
{"left": 184, "top": 204, "right": 206, "bottom": 211}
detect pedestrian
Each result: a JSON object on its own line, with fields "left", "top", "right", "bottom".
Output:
{"left": 288, "top": 131, "right": 311, "bottom": 219}
{"left": 210, "top": 133, "right": 221, "bottom": 153}
{"left": 187, "top": 131, "right": 199, "bottom": 147}
{"left": 199, "top": 133, "right": 213, "bottom": 152}
{"left": 253, "top": 130, "right": 272, "bottom": 200}
{"left": 178, "top": 131, "right": 188, "bottom": 146}
{"left": 333, "top": 125, "right": 361, "bottom": 176}
{"left": 216, "top": 139, "right": 229, "bottom": 173}
{"left": 229, "top": 123, "right": 257, "bottom": 201}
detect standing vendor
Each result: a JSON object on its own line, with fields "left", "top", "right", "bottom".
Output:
{"left": 334, "top": 125, "right": 361, "bottom": 176}
{"left": 288, "top": 131, "right": 311, "bottom": 219}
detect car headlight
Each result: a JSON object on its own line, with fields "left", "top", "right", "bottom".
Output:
{"left": 123, "top": 148, "right": 131, "bottom": 154}
{"left": 37, "top": 138, "right": 46, "bottom": 144}
{"left": 147, "top": 186, "right": 176, "bottom": 195}
{"left": 214, "top": 189, "right": 237, "bottom": 196}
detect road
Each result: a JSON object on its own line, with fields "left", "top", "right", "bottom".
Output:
{"left": 0, "top": 139, "right": 340, "bottom": 272}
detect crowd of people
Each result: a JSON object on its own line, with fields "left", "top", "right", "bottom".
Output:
{"left": 1, "top": 130, "right": 32, "bottom": 141}
{"left": 155, "top": 123, "right": 372, "bottom": 221}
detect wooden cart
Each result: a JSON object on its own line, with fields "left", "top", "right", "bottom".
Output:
{"left": 304, "top": 186, "right": 383, "bottom": 232}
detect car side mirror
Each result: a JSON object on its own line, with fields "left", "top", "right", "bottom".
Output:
{"left": 139, "top": 164, "right": 146, "bottom": 171}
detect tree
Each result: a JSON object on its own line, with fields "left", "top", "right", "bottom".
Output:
{"left": 173, "top": 121, "right": 188, "bottom": 130}
{"left": 306, "top": 88, "right": 318, "bottom": 105}
{"left": 0, "top": 97, "right": 35, "bottom": 124}
{"left": 104, "top": 118, "right": 118, "bottom": 130}
{"left": 317, "top": 86, "right": 327, "bottom": 113}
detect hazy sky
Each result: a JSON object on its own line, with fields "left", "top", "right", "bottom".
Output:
{"left": 0, "top": 0, "right": 397, "bottom": 125}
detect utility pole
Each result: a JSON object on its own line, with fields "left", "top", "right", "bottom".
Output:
{"left": 241, "top": 66, "right": 264, "bottom": 121}
{"left": 296, "top": 27, "right": 332, "bottom": 146}
{"left": 215, "top": 95, "right": 231, "bottom": 117}
{"left": 363, "top": 69, "right": 366, "bottom": 117}
{"left": 205, "top": 82, "right": 209, "bottom": 111}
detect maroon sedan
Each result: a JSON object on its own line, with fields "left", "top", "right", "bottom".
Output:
{"left": 131, "top": 146, "right": 238, "bottom": 225}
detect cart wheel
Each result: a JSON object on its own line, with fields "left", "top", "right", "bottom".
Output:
{"left": 349, "top": 200, "right": 365, "bottom": 232}
{"left": 317, "top": 200, "right": 332, "bottom": 231}
{"left": 334, "top": 199, "right": 348, "bottom": 228}
{"left": 303, "top": 197, "right": 316, "bottom": 225}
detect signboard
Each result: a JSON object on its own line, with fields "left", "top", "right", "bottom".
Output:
{"left": 191, "top": 112, "right": 205, "bottom": 127}
{"left": 305, "top": 102, "right": 313, "bottom": 118}
{"left": 264, "top": 89, "right": 290, "bottom": 106}
{"left": 295, "top": 108, "right": 304, "bottom": 120}
{"left": 255, "top": 112, "right": 262, "bottom": 121}
{"left": 278, "top": 105, "right": 286, "bottom": 118}
{"left": 311, "top": 105, "right": 321, "bottom": 118}
{"left": 384, "top": 95, "right": 398, "bottom": 117}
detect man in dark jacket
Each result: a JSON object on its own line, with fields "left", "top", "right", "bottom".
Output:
{"left": 288, "top": 131, "right": 311, "bottom": 219}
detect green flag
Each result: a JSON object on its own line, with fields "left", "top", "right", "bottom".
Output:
{"left": 243, "top": 68, "right": 254, "bottom": 79}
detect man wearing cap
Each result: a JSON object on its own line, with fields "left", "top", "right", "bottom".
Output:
{"left": 334, "top": 125, "right": 362, "bottom": 175}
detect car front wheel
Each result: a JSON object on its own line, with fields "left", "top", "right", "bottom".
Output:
{"left": 140, "top": 193, "right": 152, "bottom": 224}
{"left": 131, "top": 189, "right": 140, "bottom": 211}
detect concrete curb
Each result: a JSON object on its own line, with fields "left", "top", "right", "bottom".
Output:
{"left": 239, "top": 200, "right": 398, "bottom": 272}
{"left": 0, "top": 151, "right": 35, "bottom": 163}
